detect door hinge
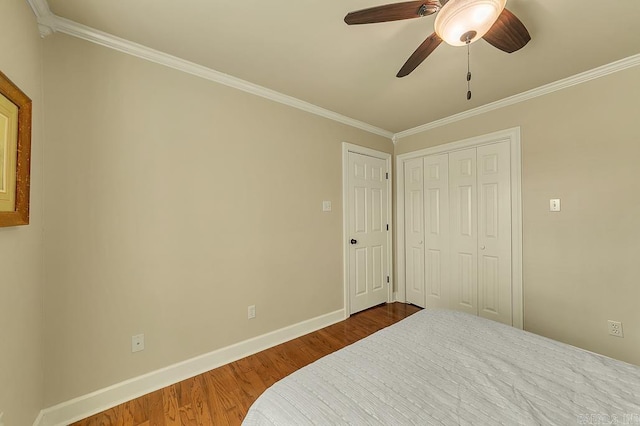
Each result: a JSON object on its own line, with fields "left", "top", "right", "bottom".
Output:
{"left": 386, "top": 224, "right": 389, "bottom": 231}
{"left": 386, "top": 172, "right": 389, "bottom": 180}
{"left": 386, "top": 276, "right": 390, "bottom": 283}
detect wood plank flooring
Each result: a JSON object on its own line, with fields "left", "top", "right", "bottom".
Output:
{"left": 72, "top": 302, "right": 422, "bottom": 426}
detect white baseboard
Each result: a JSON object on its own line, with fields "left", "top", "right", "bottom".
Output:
{"left": 34, "top": 308, "right": 345, "bottom": 426}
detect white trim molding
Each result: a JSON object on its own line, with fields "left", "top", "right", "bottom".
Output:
{"left": 26, "top": 0, "right": 640, "bottom": 140}
{"left": 395, "top": 127, "right": 523, "bottom": 328}
{"left": 34, "top": 308, "right": 345, "bottom": 426}
{"left": 27, "top": 11, "right": 394, "bottom": 139}
{"left": 394, "top": 53, "right": 640, "bottom": 140}
{"left": 26, "top": 0, "right": 55, "bottom": 37}
{"left": 26, "top": 0, "right": 52, "bottom": 20}
{"left": 342, "top": 143, "right": 393, "bottom": 317}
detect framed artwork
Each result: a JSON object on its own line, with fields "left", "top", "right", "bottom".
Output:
{"left": 0, "top": 70, "right": 32, "bottom": 227}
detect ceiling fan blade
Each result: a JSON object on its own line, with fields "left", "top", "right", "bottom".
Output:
{"left": 397, "top": 32, "right": 442, "bottom": 77}
{"left": 345, "top": 1, "right": 439, "bottom": 25}
{"left": 483, "top": 8, "right": 531, "bottom": 53}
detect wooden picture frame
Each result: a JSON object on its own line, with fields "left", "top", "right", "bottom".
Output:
{"left": 0, "top": 70, "right": 32, "bottom": 227}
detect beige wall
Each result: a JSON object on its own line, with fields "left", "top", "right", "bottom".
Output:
{"left": 6, "top": 2, "right": 634, "bottom": 411}
{"left": 0, "top": 1, "right": 44, "bottom": 425}
{"left": 42, "top": 33, "right": 392, "bottom": 405}
{"left": 396, "top": 66, "right": 640, "bottom": 365}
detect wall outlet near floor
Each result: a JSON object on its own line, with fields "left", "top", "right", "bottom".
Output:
{"left": 132, "top": 333, "right": 145, "bottom": 352}
{"left": 608, "top": 320, "right": 624, "bottom": 338}
{"left": 248, "top": 305, "right": 256, "bottom": 319}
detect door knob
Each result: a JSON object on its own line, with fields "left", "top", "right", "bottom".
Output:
{"left": 480, "top": 245, "right": 486, "bottom": 250}
{"left": 350, "top": 239, "right": 358, "bottom": 245}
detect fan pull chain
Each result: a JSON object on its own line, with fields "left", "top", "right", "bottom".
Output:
{"left": 466, "top": 41, "right": 472, "bottom": 100}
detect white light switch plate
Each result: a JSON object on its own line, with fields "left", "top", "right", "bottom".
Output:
{"left": 132, "top": 334, "right": 145, "bottom": 353}
{"left": 322, "top": 201, "right": 332, "bottom": 212}
{"left": 550, "top": 199, "right": 561, "bottom": 212}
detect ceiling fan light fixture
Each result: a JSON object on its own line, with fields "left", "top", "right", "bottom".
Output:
{"left": 434, "top": 0, "right": 506, "bottom": 46}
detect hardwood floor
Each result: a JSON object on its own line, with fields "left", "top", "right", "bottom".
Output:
{"left": 72, "top": 302, "right": 422, "bottom": 426}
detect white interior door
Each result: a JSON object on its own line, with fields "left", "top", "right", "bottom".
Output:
{"left": 477, "top": 141, "right": 512, "bottom": 325}
{"left": 348, "top": 152, "right": 389, "bottom": 314}
{"left": 424, "top": 154, "right": 450, "bottom": 309}
{"left": 404, "top": 158, "right": 425, "bottom": 307}
{"left": 449, "top": 148, "right": 478, "bottom": 315}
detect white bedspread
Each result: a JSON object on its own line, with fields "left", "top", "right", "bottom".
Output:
{"left": 243, "top": 309, "right": 640, "bottom": 425}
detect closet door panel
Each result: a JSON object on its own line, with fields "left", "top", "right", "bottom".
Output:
{"left": 424, "top": 154, "right": 450, "bottom": 309}
{"left": 477, "top": 141, "right": 512, "bottom": 324}
{"left": 449, "top": 148, "right": 478, "bottom": 315}
{"left": 404, "top": 158, "right": 425, "bottom": 307}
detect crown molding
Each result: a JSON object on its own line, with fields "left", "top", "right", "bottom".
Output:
{"left": 394, "top": 53, "right": 640, "bottom": 141}
{"left": 30, "top": 12, "right": 394, "bottom": 140}
{"left": 27, "top": 0, "right": 56, "bottom": 37}
{"left": 26, "top": 1, "right": 639, "bottom": 144}
{"left": 27, "top": 0, "right": 52, "bottom": 19}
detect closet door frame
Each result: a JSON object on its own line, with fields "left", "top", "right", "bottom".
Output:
{"left": 395, "top": 127, "right": 523, "bottom": 329}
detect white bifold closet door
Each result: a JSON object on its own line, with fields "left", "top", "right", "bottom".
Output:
{"left": 405, "top": 154, "right": 450, "bottom": 309}
{"left": 449, "top": 148, "right": 478, "bottom": 316}
{"left": 404, "top": 158, "right": 425, "bottom": 307}
{"left": 476, "top": 142, "right": 512, "bottom": 324}
{"left": 424, "top": 154, "right": 450, "bottom": 309}
{"left": 404, "top": 141, "right": 513, "bottom": 325}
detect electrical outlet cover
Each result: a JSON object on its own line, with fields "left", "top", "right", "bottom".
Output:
{"left": 608, "top": 320, "right": 624, "bottom": 338}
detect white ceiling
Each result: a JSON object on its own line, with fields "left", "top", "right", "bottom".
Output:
{"left": 43, "top": 0, "right": 640, "bottom": 133}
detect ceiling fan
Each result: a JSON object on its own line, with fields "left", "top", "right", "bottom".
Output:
{"left": 344, "top": 0, "right": 531, "bottom": 78}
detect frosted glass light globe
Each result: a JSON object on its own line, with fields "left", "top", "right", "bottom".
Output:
{"left": 434, "top": 0, "right": 507, "bottom": 46}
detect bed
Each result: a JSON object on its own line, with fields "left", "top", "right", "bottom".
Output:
{"left": 243, "top": 309, "right": 640, "bottom": 425}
